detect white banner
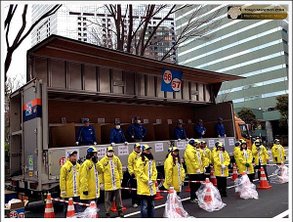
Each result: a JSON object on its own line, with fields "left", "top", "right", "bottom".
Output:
{"left": 118, "top": 145, "right": 129, "bottom": 156}
{"left": 177, "top": 141, "right": 186, "bottom": 150}
{"left": 155, "top": 143, "right": 164, "bottom": 152}
{"left": 228, "top": 138, "right": 235, "bottom": 146}
{"left": 97, "top": 147, "right": 107, "bottom": 158}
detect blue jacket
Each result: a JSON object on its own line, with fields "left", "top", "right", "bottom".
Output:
{"left": 174, "top": 127, "right": 187, "bottom": 139}
{"left": 76, "top": 125, "right": 97, "bottom": 145}
{"left": 127, "top": 123, "right": 147, "bottom": 140}
{"left": 194, "top": 123, "right": 206, "bottom": 139}
{"left": 215, "top": 123, "right": 225, "bottom": 137}
{"left": 110, "top": 128, "right": 127, "bottom": 143}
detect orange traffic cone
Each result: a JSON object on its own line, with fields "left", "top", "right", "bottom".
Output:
{"left": 203, "top": 187, "right": 213, "bottom": 205}
{"left": 110, "top": 200, "right": 127, "bottom": 212}
{"left": 154, "top": 181, "right": 164, "bottom": 200}
{"left": 66, "top": 198, "right": 75, "bottom": 218}
{"left": 232, "top": 163, "right": 238, "bottom": 181}
{"left": 257, "top": 167, "right": 272, "bottom": 189}
{"left": 210, "top": 167, "right": 217, "bottom": 186}
{"left": 89, "top": 201, "right": 99, "bottom": 218}
{"left": 185, "top": 181, "right": 191, "bottom": 192}
{"left": 44, "top": 193, "right": 55, "bottom": 218}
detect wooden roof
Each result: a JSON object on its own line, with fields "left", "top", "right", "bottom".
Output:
{"left": 27, "top": 35, "right": 243, "bottom": 84}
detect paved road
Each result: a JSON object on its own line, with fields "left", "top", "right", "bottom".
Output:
{"left": 25, "top": 164, "right": 288, "bottom": 218}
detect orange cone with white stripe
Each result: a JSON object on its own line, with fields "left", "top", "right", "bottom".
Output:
{"left": 203, "top": 187, "right": 213, "bottom": 205}
{"left": 257, "top": 167, "right": 272, "bottom": 189}
{"left": 232, "top": 163, "right": 238, "bottom": 181}
{"left": 44, "top": 193, "right": 55, "bottom": 218}
{"left": 89, "top": 201, "right": 99, "bottom": 218}
{"left": 210, "top": 167, "right": 217, "bottom": 186}
{"left": 66, "top": 198, "right": 75, "bottom": 218}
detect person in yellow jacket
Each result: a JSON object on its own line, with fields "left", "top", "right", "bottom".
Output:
{"left": 136, "top": 144, "right": 157, "bottom": 217}
{"left": 60, "top": 150, "right": 82, "bottom": 216}
{"left": 210, "top": 141, "right": 220, "bottom": 165}
{"left": 79, "top": 146, "right": 104, "bottom": 207}
{"left": 252, "top": 139, "right": 270, "bottom": 181}
{"left": 163, "top": 147, "right": 185, "bottom": 194}
{"left": 237, "top": 141, "right": 254, "bottom": 182}
{"left": 213, "top": 142, "right": 230, "bottom": 197}
{"left": 272, "top": 139, "right": 286, "bottom": 165}
{"left": 100, "top": 146, "right": 124, "bottom": 218}
{"left": 127, "top": 143, "right": 141, "bottom": 208}
{"left": 233, "top": 140, "right": 241, "bottom": 167}
{"left": 200, "top": 140, "right": 212, "bottom": 178}
{"left": 183, "top": 139, "right": 205, "bottom": 203}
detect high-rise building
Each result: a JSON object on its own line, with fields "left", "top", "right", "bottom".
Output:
{"left": 175, "top": 4, "right": 288, "bottom": 140}
{"left": 31, "top": 4, "right": 177, "bottom": 63}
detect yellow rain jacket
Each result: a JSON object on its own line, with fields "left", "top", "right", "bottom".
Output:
{"left": 128, "top": 151, "right": 140, "bottom": 178}
{"left": 203, "top": 146, "right": 212, "bottom": 167}
{"left": 211, "top": 147, "right": 217, "bottom": 165}
{"left": 233, "top": 146, "right": 241, "bottom": 167}
{"left": 237, "top": 149, "right": 254, "bottom": 174}
{"left": 99, "top": 155, "right": 123, "bottom": 191}
{"left": 253, "top": 145, "right": 269, "bottom": 165}
{"left": 60, "top": 160, "right": 80, "bottom": 198}
{"left": 272, "top": 144, "right": 286, "bottom": 164}
{"left": 184, "top": 144, "right": 205, "bottom": 174}
{"left": 213, "top": 150, "right": 230, "bottom": 177}
{"left": 136, "top": 155, "right": 157, "bottom": 196}
{"left": 80, "top": 159, "right": 104, "bottom": 200}
{"left": 163, "top": 154, "right": 185, "bottom": 192}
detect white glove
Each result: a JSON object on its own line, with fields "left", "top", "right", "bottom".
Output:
{"left": 100, "top": 184, "right": 104, "bottom": 190}
{"left": 218, "top": 135, "right": 221, "bottom": 138}
{"left": 124, "top": 141, "right": 129, "bottom": 145}
{"left": 178, "top": 138, "right": 181, "bottom": 141}
{"left": 61, "top": 191, "right": 66, "bottom": 196}
{"left": 186, "top": 138, "right": 189, "bottom": 141}
{"left": 94, "top": 142, "right": 97, "bottom": 145}
{"left": 131, "top": 135, "right": 134, "bottom": 139}
{"left": 202, "top": 131, "right": 205, "bottom": 135}
{"left": 196, "top": 169, "right": 201, "bottom": 173}
{"left": 111, "top": 142, "right": 115, "bottom": 146}
{"left": 221, "top": 164, "right": 226, "bottom": 169}
{"left": 224, "top": 134, "right": 227, "bottom": 137}
{"left": 76, "top": 141, "right": 79, "bottom": 145}
{"left": 120, "top": 180, "right": 123, "bottom": 185}
{"left": 148, "top": 180, "right": 154, "bottom": 186}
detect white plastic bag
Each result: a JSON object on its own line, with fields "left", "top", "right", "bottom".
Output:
{"left": 235, "top": 174, "right": 258, "bottom": 199}
{"left": 271, "top": 165, "right": 289, "bottom": 184}
{"left": 75, "top": 203, "right": 100, "bottom": 218}
{"left": 163, "top": 187, "right": 190, "bottom": 218}
{"left": 196, "top": 180, "right": 226, "bottom": 212}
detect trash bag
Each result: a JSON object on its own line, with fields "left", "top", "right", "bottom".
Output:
{"left": 163, "top": 187, "right": 191, "bottom": 218}
{"left": 235, "top": 174, "right": 258, "bottom": 199}
{"left": 75, "top": 204, "right": 100, "bottom": 218}
{"left": 270, "top": 165, "right": 289, "bottom": 184}
{"left": 196, "top": 181, "right": 226, "bottom": 212}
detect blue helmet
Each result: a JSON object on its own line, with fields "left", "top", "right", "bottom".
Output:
{"left": 87, "top": 146, "right": 97, "bottom": 154}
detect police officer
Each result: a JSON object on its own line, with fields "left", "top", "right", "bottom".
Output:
{"left": 60, "top": 150, "right": 81, "bottom": 217}
{"left": 194, "top": 119, "right": 206, "bottom": 139}
{"left": 136, "top": 144, "right": 157, "bottom": 218}
{"left": 127, "top": 143, "right": 141, "bottom": 208}
{"left": 127, "top": 117, "right": 147, "bottom": 142}
{"left": 215, "top": 117, "right": 226, "bottom": 138}
{"left": 174, "top": 121, "right": 188, "bottom": 140}
{"left": 100, "top": 146, "right": 124, "bottom": 218}
{"left": 110, "top": 121, "right": 128, "bottom": 146}
{"left": 237, "top": 141, "right": 254, "bottom": 182}
{"left": 200, "top": 141, "right": 212, "bottom": 177}
{"left": 76, "top": 118, "right": 97, "bottom": 145}
{"left": 272, "top": 139, "right": 286, "bottom": 165}
{"left": 252, "top": 139, "right": 270, "bottom": 181}
{"left": 163, "top": 147, "right": 185, "bottom": 195}
{"left": 79, "top": 147, "right": 103, "bottom": 208}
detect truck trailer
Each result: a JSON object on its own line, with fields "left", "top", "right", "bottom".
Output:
{"left": 9, "top": 35, "right": 250, "bottom": 199}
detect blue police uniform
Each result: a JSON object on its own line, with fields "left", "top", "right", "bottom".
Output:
{"left": 110, "top": 128, "right": 127, "bottom": 143}
{"left": 174, "top": 126, "right": 187, "bottom": 139}
{"left": 215, "top": 123, "right": 226, "bottom": 137}
{"left": 194, "top": 123, "right": 206, "bottom": 139}
{"left": 127, "top": 123, "right": 147, "bottom": 141}
{"left": 76, "top": 125, "right": 97, "bottom": 145}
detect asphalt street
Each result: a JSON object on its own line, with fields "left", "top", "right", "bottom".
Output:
{"left": 25, "top": 163, "right": 289, "bottom": 218}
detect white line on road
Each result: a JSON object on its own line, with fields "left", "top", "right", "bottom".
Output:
{"left": 273, "top": 210, "right": 289, "bottom": 218}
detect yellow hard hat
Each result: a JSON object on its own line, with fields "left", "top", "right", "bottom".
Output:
{"left": 107, "top": 146, "right": 114, "bottom": 152}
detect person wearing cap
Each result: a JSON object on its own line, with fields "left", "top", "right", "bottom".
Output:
{"left": 194, "top": 119, "right": 206, "bottom": 139}
{"left": 174, "top": 121, "right": 188, "bottom": 141}
{"left": 163, "top": 147, "right": 185, "bottom": 194}
{"left": 272, "top": 139, "right": 286, "bottom": 165}
{"left": 237, "top": 141, "right": 254, "bottom": 182}
{"left": 215, "top": 117, "right": 226, "bottom": 138}
{"left": 200, "top": 141, "right": 212, "bottom": 177}
{"left": 127, "top": 117, "right": 147, "bottom": 142}
{"left": 210, "top": 141, "right": 220, "bottom": 165}
{"left": 60, "top": 150, "right": 82, "bottom": 217}
{"left": 183, "top": 139, "right": 205, "bottom": 203}
{"left": 76, "top": 118, "right": 97, "bottom": 146}
{"left": 99, "top": 146, "right": 124, "bottom": 218}
{"left": 79, "top": 146, "right": 104, "bottom": 207}
{"left": 252, "top": 139, "right": 270, "bottom": 181}
{"left": 127, "top": 143, "right": 142, "bottom": 208}
{"left": 213, "top": 142, "right": 230, "bottom": 197}
{"left": 136, "top": 144, "right": 157, "bottom": 217}
{"left": 110, "top": 121, "right": 128, "bottom": 146}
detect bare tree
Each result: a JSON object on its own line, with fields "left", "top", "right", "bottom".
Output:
{"left": 4, "top": 4, "right": 62, "bottom": 82}
{"left": 87, "top": 4, "right": 221, "bottom": 63}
